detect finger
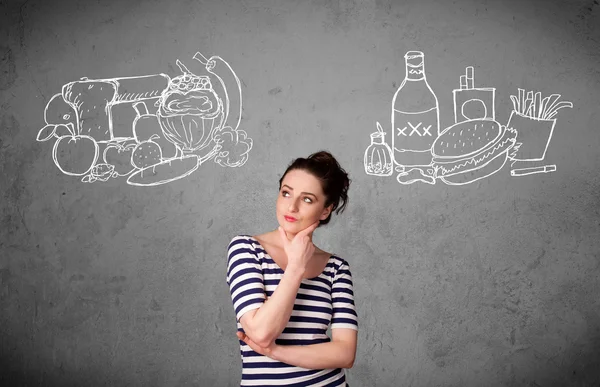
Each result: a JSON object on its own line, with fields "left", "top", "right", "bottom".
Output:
{"left": 243, "top": 338, "right": 261, "bottom": 353}
{"left": 240, "top": 335, "right": 252, "bottom": 346}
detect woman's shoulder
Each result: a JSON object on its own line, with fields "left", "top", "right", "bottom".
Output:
{"left": 327, "top": 253, "right": 351, "bottom": 270}
{"left": 227, "top": 235, "right": 261, "bottom": 265}
{"left": 228, "top": 234, "right": 258, "bottom": 251}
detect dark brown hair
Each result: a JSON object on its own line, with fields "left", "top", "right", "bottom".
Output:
{"left": 278, "top": 150, "right": 350, "bottom": 226}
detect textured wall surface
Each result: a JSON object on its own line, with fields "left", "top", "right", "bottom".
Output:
{"left": 1, "top": 0, "right": 599, "bottom": 386}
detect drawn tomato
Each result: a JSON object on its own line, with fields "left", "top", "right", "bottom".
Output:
{"left": 103, "top": 141, "right": 137, "bottom": 176}
{"left": 52, "top": 133, "right": 99, "bottom": 176}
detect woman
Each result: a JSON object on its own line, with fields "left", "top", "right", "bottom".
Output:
{"left": 226, "top": 151, "right": 358, "bottom": 386}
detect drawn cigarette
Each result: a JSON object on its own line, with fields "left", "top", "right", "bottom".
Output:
{"left": 510, "top": 164, "right": 556, "bottom": 176}
{"left": 466, "top": 66, "right": 474, "bottom": 89}
{"left": 460, "top": 75, "right": 467, "bottom": 90}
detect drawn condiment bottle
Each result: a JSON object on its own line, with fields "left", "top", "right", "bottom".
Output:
{"left": 391, "top": 51, "right": 440, "bottom": 167}
{"left": 365, "top": 122, "right": 393, "bottom": 176}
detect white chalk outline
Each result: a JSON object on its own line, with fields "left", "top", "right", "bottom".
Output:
{"left": 391, "top": 51, "right": 440, "bottom": 166}
{"left": 507, "top": 89, "right": 572, "bottom": 173}
{"left": 452, "top": 66, "right": 496, "bottom": 123}
{"left": 364, "top": 122, "right": 393, "bottom": 176}
{"left": 36, "top": 51, "right": 252, "bottom": 186}
{"left": 431, "top": 119, "right": 518, "bottom": 186}
{"left": 510, "top": 164, "right": 556, "bottom": 177}
{"left": 396, "top": 167, "right": 436, "bottom": 185}
{"left": 366, "top": 55, "right": 573, "bottom": 185}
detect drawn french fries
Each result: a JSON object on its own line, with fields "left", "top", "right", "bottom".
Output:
{"left": 511, "top": 89, "right": 572, "bottom": 120}
{"left": 507, "top": 88, "right": 573, "bottom": 165}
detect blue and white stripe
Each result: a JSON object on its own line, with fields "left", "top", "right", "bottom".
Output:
{"left": 226, "top": 235, "right": 358, "bottom": 386}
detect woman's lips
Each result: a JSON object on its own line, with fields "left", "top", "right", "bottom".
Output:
{"left": 284, "top": 216, "right": 297, "bottom": 222}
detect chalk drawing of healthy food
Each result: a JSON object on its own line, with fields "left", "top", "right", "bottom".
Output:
{"left": 36, "top": 51, "right": 252, "bottom": 186}
{"left": 364, "top": 52, "right": 573, "bottom": 185}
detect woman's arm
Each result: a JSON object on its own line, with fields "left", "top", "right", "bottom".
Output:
{"left": 274, "top": 258, "right": 359, "bottom": 369}
{"left": 238, "top": 265, "right": 304, "bottom": 347}
{"left": 237, "top": 257, "right": 359, "bottom": 369}
{"left": 273, "top": 328, "right": 357, "bottom": 369}
{"left": 235, "top": 224, "right": 319, "bottom": 348}
{"left": 237, "top": 328, "right": 357, "bottom": 369}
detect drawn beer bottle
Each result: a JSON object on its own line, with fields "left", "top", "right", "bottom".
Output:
{"left": 391, "top": 51, "right": 440, "bottom": 168}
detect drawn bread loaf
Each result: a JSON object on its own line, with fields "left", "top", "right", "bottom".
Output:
{"left": 61, "top": 74, "right": 170, "bottom": 142}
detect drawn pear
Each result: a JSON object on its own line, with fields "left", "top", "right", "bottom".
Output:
{"left": 132, "top": 101, "right": 178, "bottom": 159}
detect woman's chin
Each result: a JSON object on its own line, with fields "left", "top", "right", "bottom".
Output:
{"left": 280, "top": 222, "right": 298, "bottom": 230}
{"left": 280, "top": 222, "right": 301, "bottom": 233}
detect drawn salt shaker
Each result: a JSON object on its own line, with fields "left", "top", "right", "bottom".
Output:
{"left": 365, "top": 122, "right": 393, "bottom": 176}
{"left": 391, "top": 51, "right": 440, "bottom": 168}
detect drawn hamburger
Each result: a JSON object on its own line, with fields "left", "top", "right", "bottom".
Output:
{"left": 432, "top": 119, "right": 517, "bottom": 185}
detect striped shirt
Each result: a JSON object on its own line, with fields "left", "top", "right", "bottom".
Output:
{"left": 226, "top": 235, "right": 358, "bottom": 387}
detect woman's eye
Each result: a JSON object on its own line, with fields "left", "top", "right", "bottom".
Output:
{"left": 282, "top": 191, "right": 290, "bottom": 197}
{"left": 304, "top": 197, "right": 313, "bottom": 203}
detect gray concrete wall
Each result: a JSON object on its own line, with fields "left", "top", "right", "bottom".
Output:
{"left": 1, "top": 0, "right": 599, "bottom": 386}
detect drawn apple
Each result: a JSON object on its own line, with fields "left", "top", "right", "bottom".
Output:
{"left": 103, "top": 141, "right": 137, "bottom": 176}
{"left": 131, "top": 134, "right": 163, "bottom": 169}
{"left": 52, "top": 132, "right": 99, "bottom": 176}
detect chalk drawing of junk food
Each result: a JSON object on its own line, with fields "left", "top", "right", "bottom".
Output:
{"left": 364, "top": 54, "right": 572, "bottom": 185}
{"left": 365, "top": 50, "right": 439, "bottom": 184}
{"left": 429, "top": 65, "right": 518, "bottom": 186}
{"left": 452, "top": 66, "right": 496, "bottom": 123}
{"left": 506, "top": 89, "right": 572, "bottom": 177}
{"left": 430, "top": 119, "right": 518, "bottom": 185}
{"left": 36, "top": 51, "right": 252, "bottom": 186}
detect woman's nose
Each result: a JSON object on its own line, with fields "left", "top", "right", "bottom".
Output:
{"left": 288, "top": 201, "right": 298, "bottom": 212}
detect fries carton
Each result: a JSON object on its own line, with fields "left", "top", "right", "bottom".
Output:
{"left": 507, "top": 89, "right": 572, "bottom": 161}
{"left": 507, "top": 110, "right": 556, "bottom": 161}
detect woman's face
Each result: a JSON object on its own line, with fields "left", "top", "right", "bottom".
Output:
{"left": 277, "top": 169, "right": 332, "bottom": 236}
